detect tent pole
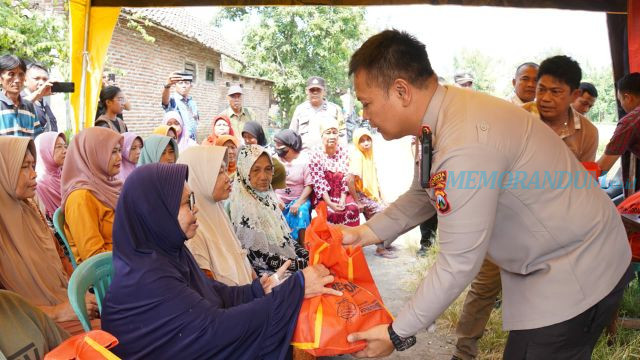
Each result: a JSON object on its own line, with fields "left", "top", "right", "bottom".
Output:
{"left": 78, "top": 0, "right": 91, "bottom": 133}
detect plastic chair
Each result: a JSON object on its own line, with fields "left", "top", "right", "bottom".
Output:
{"left": 67, "top": 252, "right": 113, "bottom": 332}
{"left": 52, "top": 208, "right": 77, "bottom": 269}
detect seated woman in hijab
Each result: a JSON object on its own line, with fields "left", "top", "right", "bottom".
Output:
{"left": 274, "top": 129, "right": 312, "bottom": 243}
{"left": 202, "top": 115, "right": 235, "bottom": 146}
{"left": 241, "top": 120, "right": 267, "bottom": 146}
{"left": 178, "top": 146, "right": 254, "bottom": 285}
{"left": 152, "top": 124, "right": 178, "bottom": 141}
{"left": 35, "top": 131, "right": 67, "bottom": 220}
{"left": 101, "top": 163, "right": 340, "bottom": 359}
{"left": 164, "top": 111, "right": 197, "bottom": 152}
{"left": 214, "top": 135, "right": 239, "bottom": 179}
{"left": 308, "top": 119, "right": 360, "bottom": 226}
{"left": 137, "top": 135, "right": 178, "bottom": 166}
{"left": 0, "top": 137, "right": 98, "bottom": 335}
{"left": 241, "top": 121, "right": 287, "bottom": 192}
{"left": 348, "top": 128, "right": 394, "bottom": 258}
{"left": 62, "top": 127, "right": 123, "bottom": 264}
{"left": 229, "top": 145, "right": 309, "bottom": 277}
{"left": 117, "top": 132, "right": 143, "bottom": 182}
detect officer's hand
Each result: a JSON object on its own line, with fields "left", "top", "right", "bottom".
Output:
{"left": 338, "top": 224, "right": 380, "bottom": 247}
{"left": 348, "top": 324, "right": 395, "bottom": 358}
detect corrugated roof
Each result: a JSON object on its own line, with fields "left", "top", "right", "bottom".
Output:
{"left": 124, "top": 8, "right": 244, "bottom": 63}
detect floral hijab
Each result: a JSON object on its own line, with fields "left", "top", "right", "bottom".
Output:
{"left": 228, "top": 145, "right": 296, "bottom": 259}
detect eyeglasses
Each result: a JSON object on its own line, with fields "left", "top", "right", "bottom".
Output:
{"left": 188, "top": 192, "right": 196, "bottom": 212}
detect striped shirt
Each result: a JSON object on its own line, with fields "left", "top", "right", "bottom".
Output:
{"left": 0, "top": 92, "right": 42, "bottom": 138}
{"left": 604, "top": 105, "right": 640, "bottom": 156}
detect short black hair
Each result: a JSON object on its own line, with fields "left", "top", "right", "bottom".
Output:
{"left": 578, "top": 82, "right": 598, "bottom": 98}
{"left": 537, "top": 55, "right": 582, "bottom": 91}
{"left": 26, "top": 62, "right": 49, "bottom": 75}
{"left": 515, "top": 62, "right": 538, "bottom": 78}
{"left": 349, "top": 29, "right": 435, "bottom": 92}
{"left": 617, "top": 73, "right": 640, "bottom": 96}
{"left": 0, "top": 54, "right": 26, "bottom": 75}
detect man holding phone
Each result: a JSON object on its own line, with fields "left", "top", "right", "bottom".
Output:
{"left": 22, "top": 63, "right": 58, "bottom": 133}
{"left": 162, "top": 71, "right": 199, "bottom": 141}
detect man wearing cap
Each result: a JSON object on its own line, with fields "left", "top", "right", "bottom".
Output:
{"left": 289, "top": 76, "right": 345, "bottom": 149}
{"left": 341, "top": 29, "right": 631, "bottom": 359}
{"left": 162, "top": 71, "right": 200, "bottom": 141}
{"left": 219, "top": 84, "right": 256, "bottom": 134}
{"left": 454, "top": 72, "right": 474, "bottom": 88}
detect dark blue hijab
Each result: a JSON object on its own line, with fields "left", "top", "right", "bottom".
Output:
{"left": 102, "top": 163, "right": 304, "bottom": 360}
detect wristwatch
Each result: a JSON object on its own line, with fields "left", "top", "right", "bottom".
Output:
{"left": 387, "top": 324, "right": 416, "bottom": 351}
{"left": 164, "top": 84, "right": 172, "bottom": 89}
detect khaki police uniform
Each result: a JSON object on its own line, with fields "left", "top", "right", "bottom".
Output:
{"left": 366, "top": 85, "right": 630, "bottom": 342}
{"left": 289, "top": 100, "right": 344, "bottom": 150}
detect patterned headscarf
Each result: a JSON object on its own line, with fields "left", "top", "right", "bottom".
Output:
{"left": 228, "top": 145, "right": 296, "bottom": 259}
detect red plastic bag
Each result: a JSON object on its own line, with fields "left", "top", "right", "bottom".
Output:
{"left": 45, "top": 330, "right": 119, "bottom": 360}
{"left": 291, "top": 202, "right": 393, "bottom": 356}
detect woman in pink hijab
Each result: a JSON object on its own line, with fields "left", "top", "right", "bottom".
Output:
{"left": 35, "top": 132, "right": 67, "bottom": 219}
{"left": 117, "top": 132, "right": 143, "bottom": 182}
{"left": 61, "top": 127, "right": 123, "bottom": 263}
{"left": 164, "top": 111, "right": 197, "bottom": 152}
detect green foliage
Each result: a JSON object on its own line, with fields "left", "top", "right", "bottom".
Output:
{"left": 0, "top": 0, "right": 68, "bottom": 72}
{"left": 452, "top": 49, "right": 500, "bottom": 95}
{"left": 583, "top": 65, "right": 618, "bottom": 123}
{"left": 125, "top": 13, "right": 156, "bottom": 44}
{"left": 216, "top": 7, "right": 369, "bottom": 127}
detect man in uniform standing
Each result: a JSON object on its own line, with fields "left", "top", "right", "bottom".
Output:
{"left": 219, "top": 84, "right": 256, "bottom": 133}
{"left": 342, "top": 30, "right": 631, "bottom": 359}
{"left": 289, "top": 76, "right": 344, "bottom": 149}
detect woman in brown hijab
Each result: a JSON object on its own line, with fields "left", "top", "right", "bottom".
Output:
{"left": 0, "top": 136, "right": 98, "bottom": 335}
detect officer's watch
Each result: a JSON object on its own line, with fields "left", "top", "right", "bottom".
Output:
{"left": 387, "top": 324, "right": 416, "bottom": 351}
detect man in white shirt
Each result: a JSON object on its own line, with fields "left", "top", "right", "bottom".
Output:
{"left": 507, "top": 62, "right": 538, "bottom": 106}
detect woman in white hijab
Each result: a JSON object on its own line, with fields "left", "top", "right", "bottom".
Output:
{"left": 177, "top": 146, "right": 254, "bottom": 285}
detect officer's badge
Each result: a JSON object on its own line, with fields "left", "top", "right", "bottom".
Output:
{"left": 430, "top": 171, "right": 450, "bottom": 214}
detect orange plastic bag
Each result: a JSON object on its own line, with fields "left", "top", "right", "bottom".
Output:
{"left": 291, "top": 202, "right": 393, "bottom": 356}
{"left": 45, "top": 330, "right": 119, "bottom": 360}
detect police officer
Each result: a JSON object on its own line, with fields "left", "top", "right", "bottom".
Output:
{"left": 341, "top": 29, "right": 632, "bottom": 359}
{"left": 289, "top": 76, "right": 345, "bottom": 149}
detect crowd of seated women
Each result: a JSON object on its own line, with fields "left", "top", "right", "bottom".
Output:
{"left": 0, "top": 108, "right": 391, "bottom": 358}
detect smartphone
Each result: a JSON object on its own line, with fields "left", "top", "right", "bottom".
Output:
{"left": 108, "top": 73, "right": 116, "bottom": 82}
{"left": 51, "top": 82, "right": 75, "bottom": 93}
{"left": 175, "top": 72, "right": 193, "bottom": 82}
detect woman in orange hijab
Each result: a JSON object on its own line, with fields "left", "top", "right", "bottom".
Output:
{"left": 202, "top": 115, "right": 235, "bottom": 146}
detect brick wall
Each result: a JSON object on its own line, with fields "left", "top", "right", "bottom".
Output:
{"left": 106, "top": 17, "right": 272, "bottom": 140}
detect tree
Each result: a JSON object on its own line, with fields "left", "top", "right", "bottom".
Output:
{"left": 0, "top": 0, "right": 69, "bottom": 71}
{"left": 216, "top": 7, "right": 369, "bottom": 127}
{"left": 452, "top": 49, "right": 501, "bottom": 95}
{"left": 582, "top": 65, "right": 617, "bottom": 123}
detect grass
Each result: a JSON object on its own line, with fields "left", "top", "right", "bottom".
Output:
{"left": 407, "top": 246, "right": 640, "bottom": 359}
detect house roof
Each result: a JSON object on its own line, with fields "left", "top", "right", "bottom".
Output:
{"left": 124, "top": 8, "right": 244, "bottom": 63}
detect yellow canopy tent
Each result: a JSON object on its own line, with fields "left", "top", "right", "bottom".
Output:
{"left": 68, "top": 0, "right": 633, "bottom": 133}
{"left": 69, "top": 0, "right": 120, "bottom": 132}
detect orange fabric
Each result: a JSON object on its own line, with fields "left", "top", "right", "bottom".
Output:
{"left": 581, "top": 161, "right": 601, "bottom": 179}
{"left": 617, "top": 193, "right": 640, "bottom": 261}
{"left": 292, "top": 202, "right": 392, "bottom": 356}
{"left": 45, "top": 329, "right": 118, "bottom": 359}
